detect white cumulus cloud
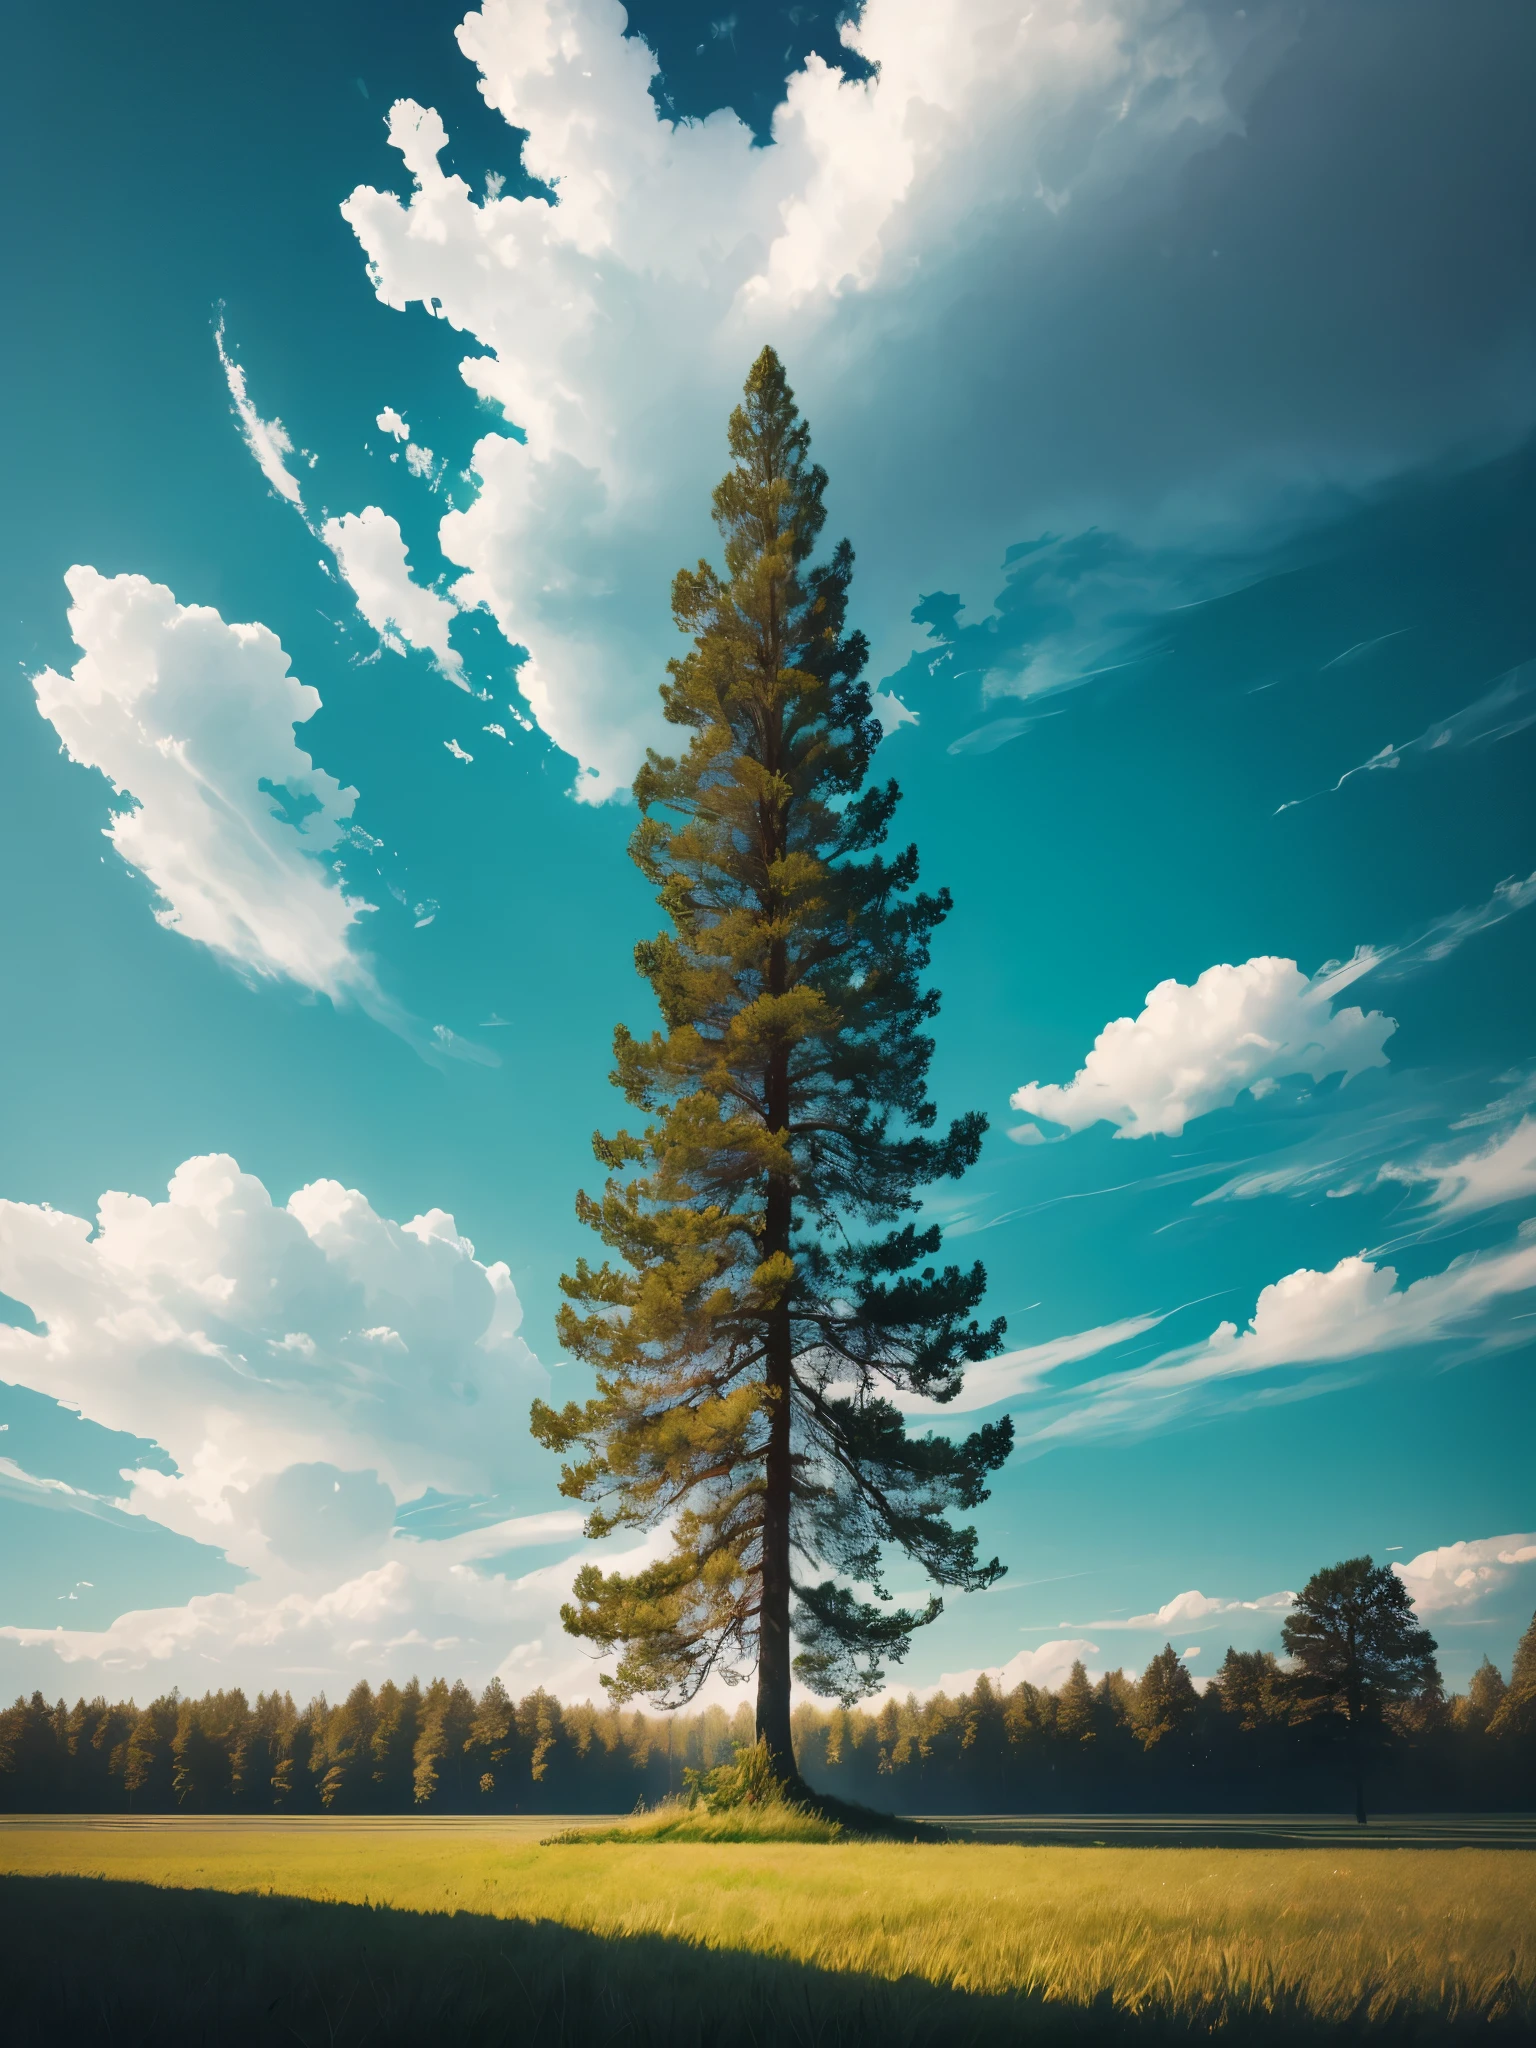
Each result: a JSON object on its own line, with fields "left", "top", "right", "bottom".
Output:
{"left": 377, "top": 406, "right": 411, "bottom": 441}
{"left": 338, "top": 0, "right": 1247, "bottom": 798}
{"left": 1393, "top": 1533, "right": 1536, "bottom": 1618}
{"left": 0, "top": 1156, "right": 632, "bottom": 1698}
{"left": 1079, "top": 1588, "right": 1295, "bottom": 1631}
{"left": 0, "top": 1154, "right": 549, "bottom": 1531}
{"left": 1010, "top": 954, "right": 1396, "bottom": 1139}
{"left": 321, "top": 506, "right": 466, "bottom": 683}
{"left": 871, "top": 1637, "right": 1103, "bottom": 1707}
{"left": 33, "top": 566, "right": 374, "bottom": 1000}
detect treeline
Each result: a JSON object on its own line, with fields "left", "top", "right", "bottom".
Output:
{"left": 4, "top": 1620, "right": 1533, "bottom": 1814}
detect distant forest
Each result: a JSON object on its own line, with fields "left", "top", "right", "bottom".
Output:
{"left": 4, "top": 1625, "right": 1533, "bottom": 1815}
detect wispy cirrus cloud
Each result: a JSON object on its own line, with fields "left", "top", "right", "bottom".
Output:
{"left": 1008, "top": 1227, "right": 1536, "bottom": 1453}
{"left": 216, "top": 319, "right": 311, "bottom": 518}
{"left": 1276, "top": 663, "right": 1536, "bottom": 816}
{"left": 896, "top": 1312, "right": 1171, "bottom": 1415}
{"left": 1367, "top": 870, "right": 1536, "bottom": 981}
{"left": 1380, "top": 1115, "right": 1536, "bottom": 1221}
{"left": 218, "top": 330, "right": 472, "bottom": 688}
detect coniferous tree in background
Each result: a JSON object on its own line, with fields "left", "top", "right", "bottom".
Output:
{"left": 1133, "top": 1644, "right": 1198, "bottom": 1751}
{"left": 1457, "top": 1657, "right": 1507, "bottom": 1736}
{"left": 1055, "top": 1660, "right": 1096, "bottom": 1746}
{"left": 1211, "top": 1648, "right": 1286, "bottom": 1731}
{"left": 533, "top": 348, "right": 1011, "bottom": 1786}
{"left": 1281, "top": 1555, "right": 1441, "bottom": 1823}
{"left": 1488, "top": 1609, "right": 1536, "bottom": 1742}
{"left": 2, "top": 1632, "right": 1534, "bottom": 1815}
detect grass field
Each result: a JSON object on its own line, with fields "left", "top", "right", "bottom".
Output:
{"left": 3, "top": 1820, "right": 1533, "bottom": 2043}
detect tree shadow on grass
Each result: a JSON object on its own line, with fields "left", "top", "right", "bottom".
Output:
{"left": 1, "top": 1875, "right": 1528, "bottom": 2046}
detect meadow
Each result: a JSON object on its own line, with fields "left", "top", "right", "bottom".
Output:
{"left": 3, "top": 1820, "right": 1533, "bottom": 2044}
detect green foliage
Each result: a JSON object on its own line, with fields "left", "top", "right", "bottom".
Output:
{"left": 1488, "top": 1609, "right": 1536, "bottom": 1741}
{"left": 1458, "top": 1657, "right": 1508, "bottom": 1735}
{"left": 7, "top": 1615, "right": 1532, "bottom": 1820}
{"left": 1211, "top": 1648, "right": 1289, "bottom": 1733}
{"left": 554, "top": 1771, "right": 845, "bottom": 1844}
{"left": 1132, "top": 1644, "right": 1199, "bottom": 1750}
{"left": 559, "top": 1802, "right": 844, "bottom": 1843}
{"left": 534, "top": 349, "right": 1009, "bottom": 1752}
{"left": 1281, "top": 1555, "right": 1442, "bottom": 1822}
{"left": 1281, "top": 1557, "right": 1441, "bottom": 1726}
{"left": 1055, "top": 1660, "right": 1097, "bottom": 1744}
{"left": 683, "top": 1733, "right": 789, "bottom": 1811}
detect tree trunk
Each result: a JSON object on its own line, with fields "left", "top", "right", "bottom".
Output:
{"left": 1346, "top": 1623, "right": 1367, "bottom": 1823}
{"left": 755, "top": 661, "right": 796, "bottom": 1784}
{"left": 756, "top": 1155, "right": 796, "bottom": 1781}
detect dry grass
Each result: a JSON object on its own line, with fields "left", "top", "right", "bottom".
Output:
{"left": 3, "top": 1822, "right": 1533, "bottom": 2036}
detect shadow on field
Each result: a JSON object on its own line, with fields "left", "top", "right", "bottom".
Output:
{"left": 1, "top": 1873, "right": 1529, "bottom": 2047}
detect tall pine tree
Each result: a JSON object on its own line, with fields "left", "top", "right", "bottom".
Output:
{"left": 533, "top": 349, "right": 1011, "bottom": 1783}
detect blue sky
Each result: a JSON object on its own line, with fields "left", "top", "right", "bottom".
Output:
{"left": 1, "top": 0, "right": 1533, "bottom": 1706}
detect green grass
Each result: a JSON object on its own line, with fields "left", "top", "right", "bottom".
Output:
{"left": 3, "top": 1823, "right": 1533, "bottom": 2042}
{"left": 548, "top": 1793, "right": 847, "bottom": 1842}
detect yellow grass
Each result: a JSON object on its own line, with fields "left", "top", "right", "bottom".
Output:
{"left": 3, "top": 1822, "right": 1532, "bottom": 2025}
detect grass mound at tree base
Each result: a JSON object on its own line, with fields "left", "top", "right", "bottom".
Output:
{"left": 546, "top": 1797, "right": 844, "bottom": 1844}
{"left": 548, "top": 1740, "right": 943, "bottom": 1845}
{"left": 548, "top": 1787, "right": 941, "bottom": 1845}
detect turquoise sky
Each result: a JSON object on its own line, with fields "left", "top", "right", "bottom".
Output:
{"left": 1, "top": 0, "right": 1532, "bottom": 1708}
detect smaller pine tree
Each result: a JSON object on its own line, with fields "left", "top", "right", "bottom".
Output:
{"left": 1055, "top": 1660, "right": 1096, "bottom": 1745}
{"left": 1134, "top": 1645, "right": 1198, "bottom": 1750}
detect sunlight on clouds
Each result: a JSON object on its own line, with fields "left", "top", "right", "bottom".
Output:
{"left": 897, "top": 1312, "right": 1169, "bottom": 1415}
{"left": 1077, "top": 1588, "right": 1295, "bottom": 1632}
{"left": 1010, "top": 954, "right": 1396, "bottom": 1140}
{"left": 870, "top": 1638, "right": 1101, "bottom": 1708}
{"left": 0, "top": 1157, "right": 626, "bottom": 1697}
{"left": 340, "top": 0, "right": 1242, "bottom": 797}
{"left": 1381, "top": 1115, "right": 1536, "bottom": 1220}
{"left": 0, "top": 1154, "right": 549, "bottom": 1529}
{"left": 31, "top": 568, "right": 495, "bottom": 1063}
{"left": 216, "top": 331, "right": 467, "bottom": 687}
{"left": 321, "top": 506, "right": 466, "bottom": 683}
{"left": 215, "top": 320, "right": 309, "bottom": 515}
{"left": 1015, "top": 1228, "right": 1536, "bottom": 1451}
{"left": 33, "top": 566, "right": 373, "bottom": 999}
{"left": 1393, "top": 1533, "right": 1536, "bottom": 1617}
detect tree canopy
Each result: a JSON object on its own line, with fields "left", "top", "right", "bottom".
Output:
{"left": 531, "top": 347, "right": 1010, "bottom": 1775}
{"left": 1281, "top": 1554, "right": 1441, "bottom": 1821}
